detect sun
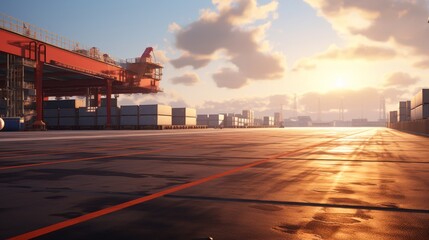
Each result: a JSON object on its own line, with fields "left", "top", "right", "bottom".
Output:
{"left": 334, "top": 77, "right": 347, "bottom": 89}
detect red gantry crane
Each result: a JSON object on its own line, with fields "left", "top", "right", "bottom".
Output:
{"left": 0, "top": 13, "right": 163, "bottom": 129}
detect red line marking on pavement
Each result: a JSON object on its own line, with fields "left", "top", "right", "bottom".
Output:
{"left": 8, "top": 129, "right": 371, "bottom": 240}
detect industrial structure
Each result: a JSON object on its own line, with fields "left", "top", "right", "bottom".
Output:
{"left": 388, "top": 89, "right": 429, "bottom": 135}
{"left": 0, "top": 13, "right": 162, "bottom": 130}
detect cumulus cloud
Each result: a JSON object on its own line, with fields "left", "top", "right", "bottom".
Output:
{"left": 153, "top": 49, "right": 170, "bottom": 64}
{"left": 212, "top": 68, "right": 248, "bottom": 88}
{"left": 168, "top": 22, "right": 181, "bottom": 33}
{"left": 293, "top": 44, "right": 397, "bottom": 71}
{"left": 304, "top": 0, "right": 429, "bottom": 56}
{"left": 170, "top": 72, "right": 200, "bottom": 86}
{"left": 171, "top": 0, "right": 286, "bottom": 88}
{"left": 170, "top": 54, "right": 211, "bottom": 69}
{"left": 384, "top": 72, "right": 420, "bottom": 87}
{"left": 413, "top": 59, "right": 429, "bottom": 69}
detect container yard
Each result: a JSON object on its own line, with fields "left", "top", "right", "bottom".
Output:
{"left": 388, "top": 89, "right": 429, "bottom": 135}
{"left": 1, "top": 3, "right": 429, "bottom": 240}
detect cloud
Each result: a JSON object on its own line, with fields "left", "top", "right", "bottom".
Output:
{"left": 170, "top": 54, "right": 211, "bottom": 69}
{"left": 197, "top": 87, "right": 410, "bottom": 121}
{"left": 304, "top": 0, "right": 429, "bottom": 56}
{"left": 168, "top": 22, "right": 181, "bottom": 33}
{"left": 170, "top": 72, "right": 200, "bottom": 86}
{"left": 413, "top": 59, "right": 429, "bottom": 69}
{"left": 212, "top": 68, "right": 248, "bottom": 88}
{"left": 153, "top": 49, "right": 170, "bottom": 64}
{"left": 293, "top": 44, "right": 397, "bottom": 71}
{"left": 384, "top": 72, "right": 420, "bottom": 87}
{"left": 171, "top": 0, "right": 286, "bottom": 88}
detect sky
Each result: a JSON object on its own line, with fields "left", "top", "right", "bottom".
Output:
{"left": 2, "top": 0, "right": 429, "bottom": 121}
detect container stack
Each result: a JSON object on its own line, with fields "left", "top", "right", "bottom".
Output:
{"left": 78, "top": 108, "right": 96, "bottom": 128}
{"left": 389, "top": 111, "right": 398, "bottom": 123}
{"left": 263, "top": 116, "right": 274, "bottom": 126}
{"left": 208, "top": 114, "right": 224, "bottom": 128}
{"left": 399, "top": 101, "right": 411, "bottom": 122}
{"left": 242, "top": 110, "right": 254, "bottom": 126}
{"left": 96, "top": 107, "right": 120, "bottom": 128}
{"left": 411, "top": 89, "right": 429, "bottom": 120}
{"left": 43, "top": 99, "right": 85, "bottom": 129}
{"left": 197, "top": 114, "right": 209, "bottom": 126}
{"left": 225, "top": 116, "right": 238, "bottom": 127}
{"left": 120, "top": 105, "right": 139, "bottom": 128}
{"left": 139, "top": 104, "right": 172, "bottom": 126}
{"left": 172, "top": 107, "right": 196, "bottom": 125}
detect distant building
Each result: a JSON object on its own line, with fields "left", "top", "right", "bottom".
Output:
{"left": 263, "top": 116, "right": 274, "bottom": 126}
{"left": 274, "top": 112, "right": 283, "bottom": 126}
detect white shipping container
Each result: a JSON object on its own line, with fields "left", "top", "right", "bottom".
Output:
{"left": 411, "top": 89, "right": 429, "bottom": 109}
{"left": 121, "top": 105, "right": 139, "bottom": 115}
{"left": 78, "top": 108, "right": 96, "bottom": 117}
{"left": 59, "top": 117, "right": 76, "bottom": 126}
{"left": 172, "top": 108, "right": 196, "bottom": 117}
{"left": 172, "top": 116, "right": 197, "bottom": 125}
{"left": 411, "top": 104, "right": 429, "bottom": 120}
{"left": 59, "top": 109, "right": 77, "bottom": 117}
{"left": 79, "top": 117, "right": 96, "bottom": 126}
{"left": 139, "top": 115, "right": 172, "bottom": 125}
{"left": 120, "top": 115, "right": 138, "bottom": 126}
{"left": 139, "top": 104, "right": 171, "bottom": 116}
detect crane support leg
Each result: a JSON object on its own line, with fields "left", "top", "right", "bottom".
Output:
{"left": 106, "top": 79, "right": 112, "bottom": 129}
{"left": 33, "top": 60, "right": 46, "bottom": 130}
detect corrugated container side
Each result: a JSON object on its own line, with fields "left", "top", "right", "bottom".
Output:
{"left": 172, "top": 108, "right": 197, "bottom": 117}
{"left": 209, "top": 114, "right": 224, "bottom": 121}
{"left": 121, "top": 105, "right": 139, "bottom": 115}
{"left": 59, "top": 117, "right": 77, "bottom": 126}
{"left": 97, "top": 116, "right": 120, "bottom": 126}
{"left": 44, "top": 117, "right": 58, "bottom": 127}
{"left": 43, "top": 99, "right": 85, "bottom": 109}
{"left": 59, "top": 109, "right": 77, "bottom": 117}
{"left": 120, "top": 115, "right": 139, "bottom": 126}
{"left": 96, "top": 107, "right": 120, "bottom": 116}
{"left": 172, "top": 116, "right": 197, "bottom": 125}
{"left": 43, "top": 109, "right": 58, "bottom": 118}
{"left": 78, "top": 108, "right": 96, "bottom": 117}
{"left": 411, "top": 104, "right": 429, "bottom": 120}
{"left": 139, "top": 115, "right": 172, "bottom": 125}
{"left": 139, "top": 104, "right": 172, "bottom": 116}
{"left": 79, "top": 117, "right": 96, "bottom": 126}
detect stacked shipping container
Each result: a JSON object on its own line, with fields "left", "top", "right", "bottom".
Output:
{"left": 172, "top": 108, "right": 196, "bottom": 125}
{"left": 411, "top": 89, "right": 429, "bottom": 120}
{"left": 399, "top": 101, "right": 411, "bottom": 122}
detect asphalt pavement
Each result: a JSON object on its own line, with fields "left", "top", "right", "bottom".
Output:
{"left": 0, "top": 127, "right": 428, "bottom": 240}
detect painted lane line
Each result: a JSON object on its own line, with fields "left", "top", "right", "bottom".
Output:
{"left": 8, "top": 129, "right": 371, "bottom": 240}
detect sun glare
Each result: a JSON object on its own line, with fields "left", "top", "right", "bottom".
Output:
{"left": 334, "top": 78, "right": 347, "bottom": 89}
